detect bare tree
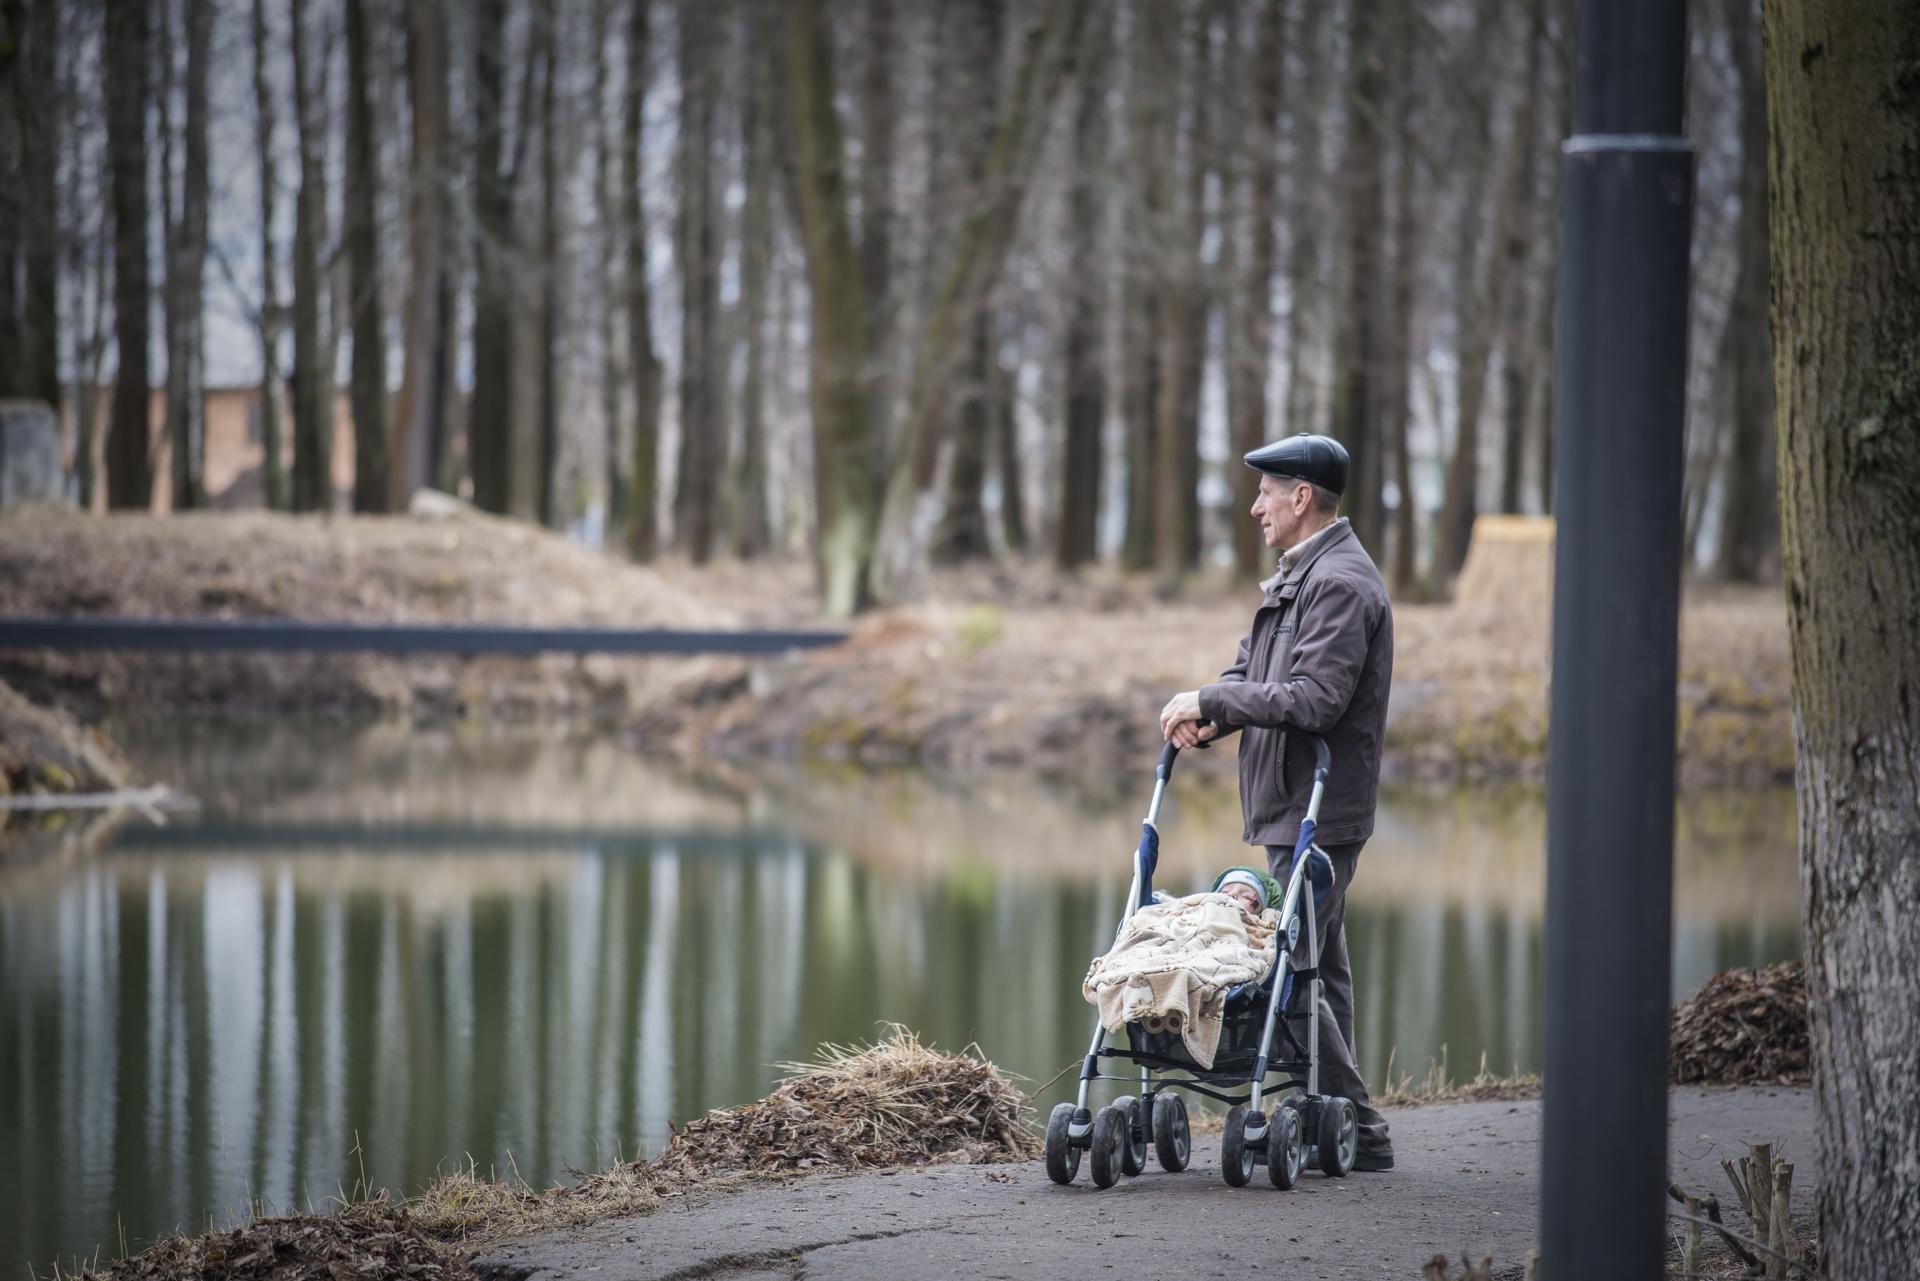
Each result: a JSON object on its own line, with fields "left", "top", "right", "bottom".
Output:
{"left": 673, "top": 0, "right": 724, "bottom": 560}
{"left": 1329, "top": 0, "right": 1386, "bottom": 555}
{"left": 0, "top": 0, "right": 60, "bottom": 409}
{"left": 104, "top": 0, "right": 152, "bottom": 509}
{"left": 1227, "top": 0, "right": 1284, "bottom": 577}
{"left": 1053, "top": 13, "right": 1108, "bottom": 572}
{"left": 288, "top": 0, "right": 332, "bottom": 512}
{"left": 469, "top": 0, "right": 520, "bottom": 515}
{"left": 534, "top": 0, "right": 560, "bottom": 528}
{"left": 252, "top": 0, "right": 287, "bottom": 510}
{"left": 733, "top": 2, "right": 774, "bottom": 558}
{"left": 396, "top": 0, "right": 453, "bottom": 504}
{"left": 1381, "top": 0, "right": 1421, "bottom": 590}
{"left": 1765, "top": 1, "right": 1920, "bottom": 1274}
{"left": 623, "top": 0, "right": 663, "bottom": 560}
{"left": 1120, "top": 0, "right": 1164, "bottom": 571}
{"left": 345, "top": 0, "right": 389, "bottom": 512}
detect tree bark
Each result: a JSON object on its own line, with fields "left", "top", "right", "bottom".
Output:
{"left": 785, "top": 0, "right": 881, "bottom": 614}
{"left": 104, "top": 0, "right": 152, "bottom": 510}
{"left": 673, "top": 0, "right": 724, "bottom": 561}
{"left": 396, "top": 0, "right": 452, "bottom": 506}
{"left": 858, "top": 0, "right": 895, "bottom": 436}
{"left": 534, "top": 0, "right": 560, "bottom": 528}
{"left": 1, "top": 0, "right": 60, "bottom": 408}
{"left": 468, "top": 0, "right": 515, "bottom": 515}
{"left": 1495, "top": 0, "right": 1546, "bottom": 518}
{"left": 289, "top": 0, "right": 332, "bottom": 513}
{"left": 253, "top": 0, "right": 287, "bottom": 511}
{"left": 1054, "top": 18, "right": 1108, "bottom": 571}
{"left": 1228, "top": 0, "right": 1284, "bottom": 578}
{"left": 1329, "top": 0, "right": 1386, "bottom": 554}
{"left": 1715, "top": 0, "right": 1776, "bottom": 582}
{"left": 733, "top": 3, "right": 773, "bottom": 559}
{"left": 1121, "top": 0, "right": 1165, "bottom": 572}
{"left": 624, "top": 0, "right": 663, "bottom": 560}
{"left": 1281, "top": 0, "right": 1325, "bottom": 438}
{"left": 1381, "top": 0, "right": 1420, "bottom": 590}
{"left": 993, "top": 334, "right": 1027, "bottom": 553}
{"left": 1765, "top": 3, "right": 1920, "bottom": 1276}
{"left": 345, "top": 0, "right": 389, "bottom": 513}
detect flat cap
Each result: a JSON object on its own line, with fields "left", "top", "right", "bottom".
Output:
{"left": 1243, "top": 433, "right": 1350, "bottom": 497}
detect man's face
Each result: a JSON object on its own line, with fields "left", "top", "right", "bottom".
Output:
{"left": 1251, "top": 476, "right": 1309, "bottom": 551}
{"left": 1222, "top": 882, "right": 1264, "bottom": 918}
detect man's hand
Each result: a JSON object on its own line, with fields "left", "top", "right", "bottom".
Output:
{"left": 1159, "top": 691, "right": 1220, "bottom": 747}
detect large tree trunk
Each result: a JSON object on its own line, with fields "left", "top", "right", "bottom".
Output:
{"left": 0, "top": 1, "right": 19, "bottom": 395}
{"left": 1, "top": 0, "right": 60, "bottom": 408}
{"left": 1494, "top": 0, "right": 1547, "bottom": 518}
{"left": 673, "top": 0, "right": 723, "bottom": 562}
{"left": 396, "top": 0, "right": 452, "bottom": 505}
{"left": 1228, "top": 0, "right": 1284, "bottom": 578}
{"left": 623, "top": 0, "right": 663, "bottom": 560}
{"left": 104, "top": 0, "right": 152, "bottom": 510}
{"left": 733, "top": 4, "right": 773, "bottom": 559}
{"left": 1329, "top": 0, "right": 1385, "bottom": 553}
{"left": 1053, "top": 17, "right": 1107, "bottom": 572}
{"left": 858, "top": 0, "right": 895, "bottom": 438}
{"left": 992, "top": 335, "right": 1027, "bottom": 553}
{"left": 785, "top": 0, "right": 881, "bottom": 614}
{"left": 1381, "top": 0, "right": 1420, "bottom": 590}
{"left": 289, "top": 0, "right": 332, "bottom": 513}
{"left": 931, "top": 0, "right": 1006, "bottom": 566}
{"left": 1765, "top": 3, "right": 1920, "bottom": 1275}
{"left": 158, "top": 0, "right": 210, "bottom": 512}
{"left": 1715, "top": 0, "right": 1776, "bottom": 582}
{"left": 253, "top": 0, "right": 287, "bottom": 511}
{"left": 1281, "top": 0, "right": 1325, "bottom": 437}
{"left": 345, "top": 0, "right": 389, "bottom": 513}
{"left": 468, "top": 0, "right": 515, "bottom": 515}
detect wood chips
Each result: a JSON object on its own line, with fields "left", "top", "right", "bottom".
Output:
{"left": 1669, "top": 960, "right": 1810, "bottom": 1085}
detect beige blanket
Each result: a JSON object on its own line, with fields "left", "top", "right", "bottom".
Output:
{"left": 1081, "top": 893, "right": 1279, "bottom": 1069}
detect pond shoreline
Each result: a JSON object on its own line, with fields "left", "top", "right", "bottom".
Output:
{"left": 2, "top": 509, "right": 1793, "bottom": 786}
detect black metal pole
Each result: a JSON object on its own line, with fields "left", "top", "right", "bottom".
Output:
{"left": 1541, "top": 1, "right": 1691, "bottom": 1278}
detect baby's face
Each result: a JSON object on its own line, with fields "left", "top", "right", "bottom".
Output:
{"left": 1222, "top": 883, "right": 1263, "bottom": 918}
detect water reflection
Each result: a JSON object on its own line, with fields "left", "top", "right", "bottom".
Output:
{"left": 0, "top": 722, "right": 1800, "bottom": 1276}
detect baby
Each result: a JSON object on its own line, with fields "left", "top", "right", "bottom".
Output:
{"left": 1213, "top": 867, "right": 1271, "bottom": 920}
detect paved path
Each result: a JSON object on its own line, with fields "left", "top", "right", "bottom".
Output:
{"left": 476, "top": 1087, "right": 1813, "bottom": 1281}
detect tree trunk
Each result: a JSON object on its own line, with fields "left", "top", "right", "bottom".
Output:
{"left": 1054, "top": 17, "right": 1107, "bottom": 572}
{"left": 733, "top": 4, "right": 774, "bottom": 559}
{"left": 1765, "top": 2, "right": 1920, "bottom": 1275}
{"left": 1716, "top": 0, "right": 1776, "bottom": 582}
{"left": 1381, "top": 0, "right": 1420, "bottom": 590}
{"left": 1228, "top": 0, "right": 1284, "bottom": 578}
{"left": 396, "top": 0, "right": 452, "bottom": 506}
{"left": 673, "top": 0, "right": 724, "bottom": 561}
{"left": 624, "top": 0, "right": 663, "bottom": 560}
{"left": 1495, "top": 0, "right": 1547, "bottom": 518}
{"left": 469, "top": 0, "right": 515, "bottom": 515}
{"left": 104, "top": 0, "right": 152, "bottom": 510}
{"left": 0, "top": 1, "right": 18, "bottom": 396}
{"left": 931, "top": 0, "right": 1006, "bottom": 566}
{"left": 858, "top": 0, "right": 895, "bottom": 436}
{"left": 2, "top": 0, "right": 60, "bottom": 408}
{"left": 1329, "top": 0, "right": 1386, "bottom": 554}
{"left": 253, "top": 0, "right": 287, "bottom": 511}
{"left": 157, "top": 0, "right": 210, "bottom": 513}
{"left": 785, "top": 0, "right": 881, "bottom": 614}
{"left": 993, "top": 335, "right": 1027, "bottom": 553}
{"left": 289, "top": 0, "right": 332, "bottom": 513}
{"left": 345, "top": 0, "right": 389, "bottom": 513}
{"left": 1120, "top": 0, "right": 1165, "bottom": 572}
{"left": 534, "top": 0, "right": 560, "bottom": 528}
{"left": 1281, "top": 0, "right": 1325, "bottom": 437}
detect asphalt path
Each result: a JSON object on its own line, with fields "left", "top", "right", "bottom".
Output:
{"left": 475, "top": 1087, "right": 1814, "bottom": 1281}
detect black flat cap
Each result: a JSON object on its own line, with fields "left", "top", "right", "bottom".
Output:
{"left": 1243, "top": 433, "right": 1350, "bottom": 497}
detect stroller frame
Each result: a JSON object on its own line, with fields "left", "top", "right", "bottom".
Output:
{"left": 1045, "top": 733, "right": 1360, "bottom": 1190}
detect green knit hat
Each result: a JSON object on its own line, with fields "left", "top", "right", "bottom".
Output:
{"left": 1211, "top": 865, "right": 1284, "bottom": 912}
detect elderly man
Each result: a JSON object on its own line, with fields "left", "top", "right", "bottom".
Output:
{"left": 1158, "top": 432, "right": 1396, "bottom": 1172}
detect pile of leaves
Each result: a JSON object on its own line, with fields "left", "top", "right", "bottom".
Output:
{"left": 87, "top": 1198, "right": 473, "bottom": 1281}
{"left": 1670, "top": 960, "right": 1810, "bottom": 1085}
{"left": 650, "top": 1027, "right": 1041, "bottom": 1178}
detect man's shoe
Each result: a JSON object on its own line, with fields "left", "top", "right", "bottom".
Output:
{"left": 1353, "top": 1149, "right": 1395, "bottom": 1172}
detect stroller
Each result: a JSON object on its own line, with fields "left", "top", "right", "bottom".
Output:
{"left": 1045, "top": 732, "right": 1358, "bottom": 1190}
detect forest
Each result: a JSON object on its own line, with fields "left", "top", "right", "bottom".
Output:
{"left": 0, "top": 0, "right": 1776, "bottom": 613}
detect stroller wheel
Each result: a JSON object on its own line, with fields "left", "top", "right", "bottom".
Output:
{"left": 1044, "top": 1103, "right": 1082, "bottom": 1185}
{"left": 1152, "top": 1093, "right": 1191, "bottom": 1172}
{"left": 1089, "top": 1105, "right": 1128, "bottom": 1189}
{"left": 1317, "top": 1096, "right": 1357, "bottom": 1177}
{"left": 1220, "top": 1106, "right": 1258, "bottom": 1187}
{"left": 1115, "top": 1096, "right": 1149, "bottom": 1176}
{"left": 1267, "top": 1105, "right": 1303, "bottom": 1189}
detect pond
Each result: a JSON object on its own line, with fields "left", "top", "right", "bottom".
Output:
{"left": 0, "top": 720, "right": 1800, "bottom": 1276}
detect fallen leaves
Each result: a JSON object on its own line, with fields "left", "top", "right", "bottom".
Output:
{"left": 1669, "top": 960, "right": 1809, "bottom": 1086}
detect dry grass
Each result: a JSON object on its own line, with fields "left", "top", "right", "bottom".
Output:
{"left": 1373, "top": 1047, "right": 1542, "bottom": 1109}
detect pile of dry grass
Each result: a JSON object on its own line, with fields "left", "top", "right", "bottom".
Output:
{"left": 1373, "top": 1048, "right": 1543, "bottom": 1109}
{"left": 84, "top": 1198, "right": 473, "bottom": 1281}
{"left": 1670, "top": 960, "right": 1809, "bottom": 1085}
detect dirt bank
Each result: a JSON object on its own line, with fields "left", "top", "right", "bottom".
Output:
{"left": 0, "top": 676, "right": 137, "bottom": 868}
{"left": 1, "top": 508, "right": 1792, "bottom": 784}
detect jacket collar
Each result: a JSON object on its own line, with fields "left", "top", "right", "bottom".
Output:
{"left": 1259, "top": 518, "right": 1353, "bottom": 597}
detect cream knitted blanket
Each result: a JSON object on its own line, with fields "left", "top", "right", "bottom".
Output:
{"left": 1082, "top": 893, "right": 1278, "bottom": 1069}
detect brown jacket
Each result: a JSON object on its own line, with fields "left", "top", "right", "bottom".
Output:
{"left": 1198, "top": 521, "right": 1394, "bottom": 847}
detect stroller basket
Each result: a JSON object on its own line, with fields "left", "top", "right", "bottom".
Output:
{"left": 1044, "top": 734, "right": 1362, "bottom": 1192}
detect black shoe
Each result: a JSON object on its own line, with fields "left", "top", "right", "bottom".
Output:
{"left": 1353, "top": 1149, "right": 1395, "bottom": 1172}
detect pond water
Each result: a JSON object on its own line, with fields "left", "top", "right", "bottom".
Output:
{"left": 0, "top": 720, "right": 1800, "bottom": 1276}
